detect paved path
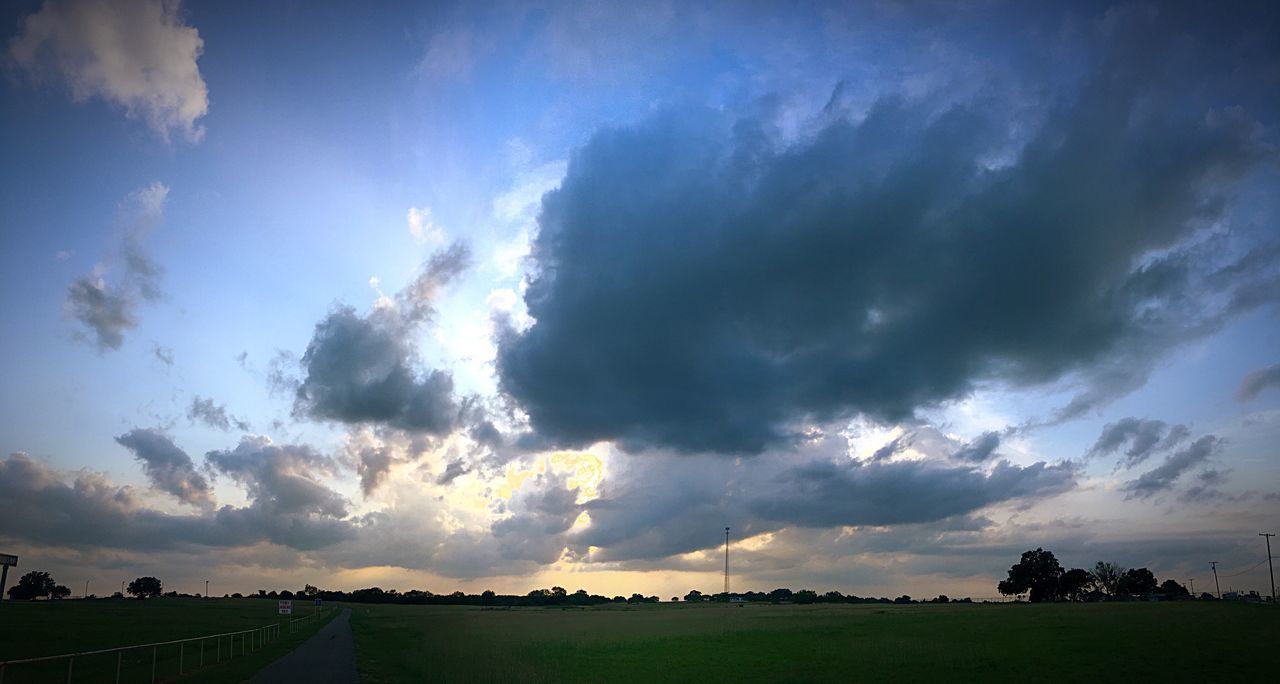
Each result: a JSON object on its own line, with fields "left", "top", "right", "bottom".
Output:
{"left": 250, "top": 608, "right": 359, "bottom": 683}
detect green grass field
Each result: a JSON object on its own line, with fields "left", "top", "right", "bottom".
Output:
{"left": 0, "top": 597, "right": 335, "bottom": 683}
{"left": 349, "top": 601, "right": 1280, "bottom": 682}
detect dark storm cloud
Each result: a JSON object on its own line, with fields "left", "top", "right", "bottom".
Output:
{"left": 114, "top": 428, "right": 213, "bottom": 507}
{"left": 0, "top": 451, "right": 353, "bottom": 552}
{"left": 497, "top": 10, "right": 1277, "bottom": 453}
{"left": 187, "top": 395, "right": 250, "bottom": 432}
{"left": 1236, "top": 363, "right": 1280, "bottom": 402}
{"left": 293, "top": 243, "right": 470, "bottom": 433}
{"left": 65, "top": 183, "right": 169, "bottom": 352}
{"left": 1122, "top": 435, "right": 1222, "bottom": 499}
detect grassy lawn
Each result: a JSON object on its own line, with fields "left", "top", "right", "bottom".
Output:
{"left": 0, "top": 597, "right": 336, "bottom": 683}
{"left": 350, "top": 601, "right": 1279, "bottom": 682}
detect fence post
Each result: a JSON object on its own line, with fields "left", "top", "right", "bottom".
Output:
{"left": 179, "top": 641, "right": 184, "bottom": 674}
{"left": 115, "top": 651, "right": 121, "bottom": 684}
{"left": 66, "top": 656, "right": 73, "bottom": 683}
{"left": 200, "top": 638, "right": 204, "bottom": 668}
{"left": 217, "top": 636, "right": 221, "bottom": 663}
{"left": 150, "top": 646, "right": 156, "bottom": 684}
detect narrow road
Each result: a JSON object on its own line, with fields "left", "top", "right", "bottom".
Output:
{"left": 250, "top": 608, "right": 359, "bottom": 683}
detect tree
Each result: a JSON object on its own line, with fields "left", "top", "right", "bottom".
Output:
{"left": 794, "top": 589, "right": 818, "bottom": 604}
{"left": 127, "top": 577, "right": 163, "bottom": 598}
{"left": 1117, "top": 568, "right": 1157, "bottom": 597}
{"left": 1058, "top": 568, "right": 1093, "bottom": 602}
{"left": 303, "top": 584, "right": 320, "bottom": 597}
{"left": 8, "top": 571, "right": 56, "bottom": 600}
{"left": 684, "top": 590, "right": 704, "bottom": 603}
{"left": 1159, "top": 579, "right": 1190, "bottom": 598}
{"left": 998, "top": 548, "right": 1063, "bottom": 602}
{"left": 767, "top": 587, "right": 793, "bottom": 602}
{"left": 51, "top": 585, "right": 72, "bottom": 599}
{"left": 1092, "top": 561, "right": 1124, "bottom": 597}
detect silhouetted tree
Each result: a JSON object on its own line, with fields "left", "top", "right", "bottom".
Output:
{"left": 127, "top": 577, "right": 163, "bottom": 598}
{"left": 7, "top": 571, "right": 56, "bottom": 600}
{"left": 767, "top": 587, "right": 793, "bottom": 602}
{"left": 1159, "top": 579, "right": 1190, "bottom": 598}
{"left": 998, "top": 548, "right": 1063, "bottom": 602}
{"left": 1117, "top": 568, "right": 1157, "bottom": 596}
{"left": 303, "top": 584, "right": 320, "bottom": 597}
{"left": 1092, "top": 561, "right": 1124, "bottom": 597}
{"left": 51, "top": 585, "right": 71, "bottom": 599}
{"left": 1058, "top": 568, "right": 1093, "bottom": 602}
{"left": 684, "top": 590, "right": 704, "bottom": 603}
{"left": 794, "top": 589, "right": 818, "bottom": 604}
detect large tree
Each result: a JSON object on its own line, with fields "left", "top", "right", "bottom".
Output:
{"left": 1159, "top": 579, "right": 1190, "bottom": 598}
{"left": 7, "top": 571, "right": 56, "bottom": 600}
{"left": 1058, "top": 568, "right": 1094, "bottom": 602}
{"left": 127, "top": 576, "right": 163, "bottom": 598}
{"left": 1118, "top": 568, "right": 1158, "bottom": 597}
{"left": 998, "top": 548, "right": 1063, "bottom": 602}
{"left": 1092, "top": 561, "right": 1125, "bottom": 597}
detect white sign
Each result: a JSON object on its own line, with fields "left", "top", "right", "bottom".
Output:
{"left": 0, "top": 554, "right": 17, "bottom": 567}
{"left": 278, "top": 600, "right": 292, "bottom": 615}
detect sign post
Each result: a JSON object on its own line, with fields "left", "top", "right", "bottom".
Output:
{"left": 0, "top": 553, "right": 17, "bottom": 605}
{"left": 278, "top": 599, "right": 292, "bottom": 615}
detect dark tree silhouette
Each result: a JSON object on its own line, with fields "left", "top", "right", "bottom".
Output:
{"left": 7, "top": 571, "right": 55, "bottom": 600}
{"left": 51, "top": 585, "right": 72, "bottom": 599}
{"left": 1117, "top": 568, "right": 1158, "bottom": 596}
{"left": 127, "top": 576, "right": 163, "bottom": 598}
{"left": 1092, "top": 561, "right": 1124, "bottom": 597}
{"left": 1159, "top": 579, "right": 1190, "bottom": 598}
{"left": 1058, "top": 568, "right": 1093, "bottom": 601}
{"left": 684, "top": 590, "right": 704, "bottom": 602}
{"left": 998, "top": 548, "right": 1063, "bottom": 602}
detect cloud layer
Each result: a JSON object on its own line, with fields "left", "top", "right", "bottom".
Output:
{"left": 9, "top": 0, "right": 209, "bottom": 141}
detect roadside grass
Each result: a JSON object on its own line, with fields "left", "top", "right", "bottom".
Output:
{"left": 349, "top": 601, "right": 1278, "bottom": 682}
{"left": 0, "top": 597, "right": 337, "bottom": 683}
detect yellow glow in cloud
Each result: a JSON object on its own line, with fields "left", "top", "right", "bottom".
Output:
{"left": 549, "top": 450, "right": 604, "bottom": 501}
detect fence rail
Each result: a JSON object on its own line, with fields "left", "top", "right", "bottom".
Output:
{"left": 0, "top": 607, "right": 328, "bottom": 683}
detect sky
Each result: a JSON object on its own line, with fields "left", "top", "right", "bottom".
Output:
{"left": 0, "top": 0, "right": 1278, "bottom": 601}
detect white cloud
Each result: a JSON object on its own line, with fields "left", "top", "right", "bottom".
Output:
{"left": 9, "top": 0, "right": 209, "bottom": 142}
{"left": 407, "top": 206, "right": 445, "bottom": 245}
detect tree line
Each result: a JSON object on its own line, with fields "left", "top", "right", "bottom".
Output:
{"left": 998, "top": 548, "right": 1196, "bottom": 602}
{"left": 5, "top": 571, "right": 163, "bottom": 600}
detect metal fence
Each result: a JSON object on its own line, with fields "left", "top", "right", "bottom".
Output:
{"left": 0, "top": 607, "right": 326, "bottom": 683}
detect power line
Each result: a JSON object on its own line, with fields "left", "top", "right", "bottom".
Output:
{"left": 1216, "top": 558, "right": 1270, "bottom": 579}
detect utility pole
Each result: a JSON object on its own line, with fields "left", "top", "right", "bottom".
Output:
{"left": 121, "top": 580, "right": 125, "bottom": 596}
{"left": 1261, "top": 533, "right": 1276, "bottom": 601}
{"left": 1210, "top": 562, "right": 1221, "bottom": 599}
{"left": 206, "top": 579, "right": 210, "bottom": 599}
{"left": 1188, "top": 578, "right": 1194, "bottom": 597}
{"left": 724, "top": 527, "right": 730, "bottom": 596}
{"left": 84, "top": 579, "right": 90, "bottom": 599}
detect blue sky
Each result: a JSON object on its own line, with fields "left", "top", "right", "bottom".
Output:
{"left": 0, "top": 0, "right": 1277, "bottom": 600}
